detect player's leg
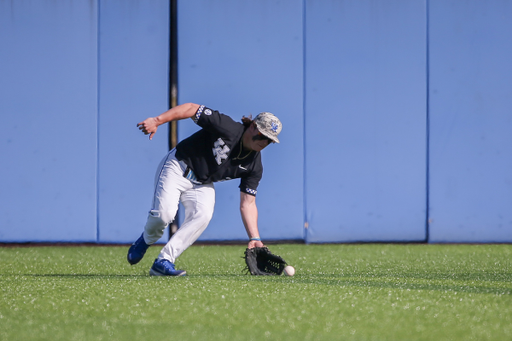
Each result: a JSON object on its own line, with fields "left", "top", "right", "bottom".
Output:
{"left": 127, "top": 149, "right": 192, "bottom": 265}
{"left": 144, "top": 151, "right": 193, "bottom": 243}
{"left": 155, "top": 183, "right": 215, "bottom": 265}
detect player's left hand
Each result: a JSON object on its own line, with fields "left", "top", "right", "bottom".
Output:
{"left": 243, "top": 246, "right": 287, "bottom": 275}
{"left": 137, "top": 117, "right": 159, "bottom": 140}
{"left": 248, "top": 239, "right": 264, "bottom": 249}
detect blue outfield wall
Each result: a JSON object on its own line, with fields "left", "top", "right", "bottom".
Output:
{"left": 304, "top": 0, "right": 428, "bottom": 243}
{"left": 428, "top": 0, "right": 512, "bottom": 243}
{"left": 177, "top": 0, "right": 305, "bottom": 242}
{"left": 0, "top": 1, "right": 99, "bottom": 242}
{"left": 97, "top": 0, "right": 170, "bottom": 244}
{"left": 0, "top": 1, "right": 511, "bottom": 244}
{"left": 0, "top": 1, "right": 170, "bottom": 243}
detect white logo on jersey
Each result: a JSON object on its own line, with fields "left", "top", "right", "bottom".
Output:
{"left": 204, "top": 109, "right": 212, "bottom": 116}
{"left": 212, "top": 138, "right": 230, "bottom": 165}
{"left": 238, "top": 165, "right": 247, "bottom": 171}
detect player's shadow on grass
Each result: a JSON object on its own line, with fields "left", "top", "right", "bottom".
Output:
{"left": 21, "top": 274, "right": 151, "bottom": 278}
{"left": 13, "top": 272, "right": 512, "bottom": 296}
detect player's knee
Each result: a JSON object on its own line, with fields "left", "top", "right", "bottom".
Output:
{"left": 194, "top": 205, "right": 214, "bottom": 226}
{"left": 147, "top": 209, "right": 173, "bottom": 227}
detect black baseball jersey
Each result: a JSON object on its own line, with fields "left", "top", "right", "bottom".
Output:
{"left": 175, "top": 105, "right": 263, "bottom": 196}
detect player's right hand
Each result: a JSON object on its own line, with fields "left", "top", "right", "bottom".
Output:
{"left": 137, "top": 117, "right": 159, "bottom": 140}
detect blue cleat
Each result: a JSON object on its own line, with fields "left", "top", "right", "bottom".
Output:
{"left": 127, "top": 233, "right": 150, "bottom": 265}
{"left": 149, "top": 259, "right": 187, "bottom": 276}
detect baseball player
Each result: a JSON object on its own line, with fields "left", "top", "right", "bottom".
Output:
{"left": 127, "top": 103, "right": 282, "bottom": 276}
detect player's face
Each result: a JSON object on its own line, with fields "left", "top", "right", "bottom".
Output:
{"left": 248, "top": 124, "right": 273, "bottom": 151}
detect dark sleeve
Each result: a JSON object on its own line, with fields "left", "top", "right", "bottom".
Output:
{"left": 239, "top": 155, "right": 263, "bottom": 196}
{"left": 193, "top": 105, "right": 241, "bottom": 136}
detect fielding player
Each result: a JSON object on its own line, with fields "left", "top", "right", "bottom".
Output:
{"left": 127, "top": 103, "right": 282, "bottom": 276}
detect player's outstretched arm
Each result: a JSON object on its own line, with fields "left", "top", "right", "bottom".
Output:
{"left": 240, "top": 192, "right": 265, "bottom": 249}
{"left": 137, "top": 103, "right": 200, "bottom": 140}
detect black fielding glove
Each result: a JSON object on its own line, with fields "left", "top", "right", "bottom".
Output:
{"left": 244, "top": 247, "right": 287, "bottom": 275}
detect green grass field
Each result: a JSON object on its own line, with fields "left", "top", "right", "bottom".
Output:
{"left": 1, "top": 243, "right": 511, "bottom": 340}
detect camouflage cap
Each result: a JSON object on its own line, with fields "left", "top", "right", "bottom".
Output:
{"left": 253, "top": 112, "right": 282, "bottom": 143}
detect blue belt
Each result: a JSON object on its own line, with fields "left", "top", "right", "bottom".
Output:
{"left": 184, "top": 167, "right": 199, "bottom": 183}
{"left": 178, "top": 159, "right": 202, "bottom": 185}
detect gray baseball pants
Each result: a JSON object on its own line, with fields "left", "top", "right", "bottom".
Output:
{"left": 143, "top": 148, "right": 215, "bottom": 263}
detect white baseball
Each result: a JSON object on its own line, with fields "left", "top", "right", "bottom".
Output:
{"left": 284, "top": 265, "right": 295, "bottom": 276}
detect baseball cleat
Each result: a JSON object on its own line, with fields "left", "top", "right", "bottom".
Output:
{"left": 127, "top": 233, "right": 150, "bottom": 265}
{"left": 149, "top": 259, "right": 186, "bottom": 276}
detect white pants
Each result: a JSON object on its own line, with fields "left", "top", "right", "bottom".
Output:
{"left": 143, "top": 149, "right": 215, "bottom": 263}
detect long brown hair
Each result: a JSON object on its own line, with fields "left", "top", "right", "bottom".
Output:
{"left": 241, "top": 115, "right": 253, "bottom": 128}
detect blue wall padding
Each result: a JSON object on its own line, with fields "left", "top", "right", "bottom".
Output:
{"left": 304, "top": 0, "right": 428, "bottom": 242}
{"left": 428, "top": 0, "right": 512, "bottom": 243}
{"left": 96, "top": 0, "right": 170, "bottom": 244}
{"left": 177, "top": 0, "right": 305, "bottom": 241}
{"left": 1, "top": 1, "right": 511, "bottom": 244}
{"left": 0, "top": 1, "right": 99, "bottom": 242}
